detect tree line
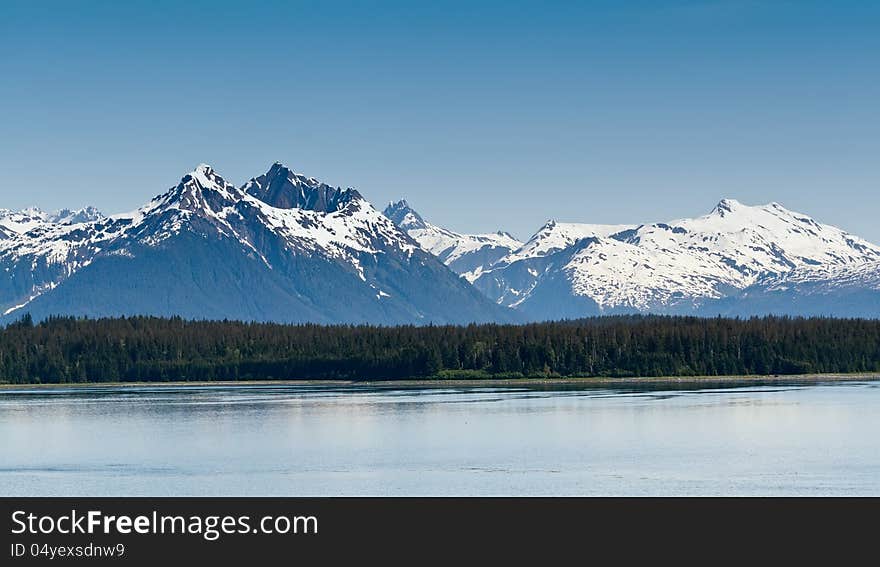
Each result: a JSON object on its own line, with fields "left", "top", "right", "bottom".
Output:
{"left": 1, "top": 313, "right": 879, "bottom": 384}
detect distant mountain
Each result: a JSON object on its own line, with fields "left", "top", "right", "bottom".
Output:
{"left": 0, "top": 206, "right": 104, "bottom": 234}
{"left": 383, "top": 200, "right": 521, "bottom": 278}
{"left": 463, "top": 199, "right": 880, "bottom": 319}
{"left": 705, "top": 261, "right": 880, "bottom": 317}
{"left": 4, "top": 168, "right": 879, "bottom": 323}
{"left": 0, "top": 164, "right": 514, "bottom": 325}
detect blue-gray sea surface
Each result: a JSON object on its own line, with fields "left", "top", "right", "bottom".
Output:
{"left": 1, "top": 381, "right": 879, "bottom": 496}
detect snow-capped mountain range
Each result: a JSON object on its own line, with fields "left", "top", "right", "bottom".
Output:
{"left": 2, "top": 163, "right": 879, "bottom": 323}
{"left": 0, "top": 207, "right": 104, "bottom": 235}
{"left": 388, "top": 198, "right": 880, "bottom": 319}
{"left": 0, "top": 163, "right": 510, "bottom": 324}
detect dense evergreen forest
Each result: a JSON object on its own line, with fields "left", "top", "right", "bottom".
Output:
{"left": 1, "top": 314, "right": 879, "bottom": 384}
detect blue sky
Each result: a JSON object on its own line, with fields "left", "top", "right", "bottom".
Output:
{"left": 1, "top": 0, "right": 878, "bottom": 241}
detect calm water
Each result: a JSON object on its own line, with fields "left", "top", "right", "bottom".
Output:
{"left": 1, "top": 381, "right": 879, "bottom": 496}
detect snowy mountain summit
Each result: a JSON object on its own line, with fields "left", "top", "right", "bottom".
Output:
{"left": 0, "top": 163, "right": 510, "bottom": 324}
{"left": 464, "top": 198, "right": 880, "bottom": 318}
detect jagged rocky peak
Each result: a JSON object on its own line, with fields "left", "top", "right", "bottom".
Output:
{"left": 157, "top": 164, "right": 242, "bottom": 214}
{"left": 50, "top": 206, "right": 105, "bottom": 225}
{"left": 180, "top": 164, "right": 238, "bottom": 194}
{"left": 243, "top": 162, "right": 362, "bottom": 213}
{"left": 383, "top": 200, "right": 427, "bottom": 231}
{"left": 711, "top": 198, "right": 743, "bottom": 216}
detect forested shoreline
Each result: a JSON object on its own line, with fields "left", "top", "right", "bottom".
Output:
{"left": 1, "top": 314, "right": 879, "bottom": 384}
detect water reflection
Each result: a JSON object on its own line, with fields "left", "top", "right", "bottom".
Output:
{"left": 1, "top": 380, "right": 878, "bottom": 496}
